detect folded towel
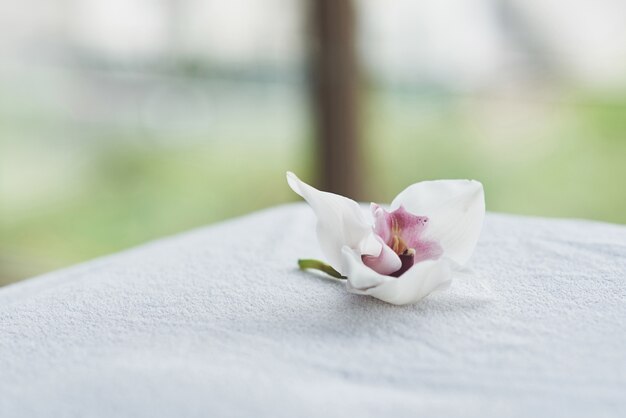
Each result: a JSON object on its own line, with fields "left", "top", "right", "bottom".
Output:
{"left": 1, "top": 203, "right": 625, "bottom": 417}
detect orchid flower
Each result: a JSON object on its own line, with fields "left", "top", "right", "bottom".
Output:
{"left": 287, "top": 171, "right": 485, "bottom": 305}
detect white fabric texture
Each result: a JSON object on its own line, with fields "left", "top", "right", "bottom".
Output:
{"left": 1, "top": 203, "right": 625, "bottom": 417}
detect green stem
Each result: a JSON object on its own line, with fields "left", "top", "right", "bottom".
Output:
{"left": 298, "top": 259, "right": 346, "bottom": 280}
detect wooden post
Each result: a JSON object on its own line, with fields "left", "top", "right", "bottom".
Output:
{"left": 310, "top": 0, "right": 362, "bottom": 199}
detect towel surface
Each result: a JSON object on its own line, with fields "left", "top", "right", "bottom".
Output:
{"left": 1, "top": 203, "right": 625, "bottom": 417}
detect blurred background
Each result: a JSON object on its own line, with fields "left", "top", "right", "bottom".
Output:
{"left": 1, "top": 0, "right": 626, "bottom": 286}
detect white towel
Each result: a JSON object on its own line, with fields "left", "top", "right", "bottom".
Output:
{"left": 1, "top": 203, "right": 625, "bottom": 417}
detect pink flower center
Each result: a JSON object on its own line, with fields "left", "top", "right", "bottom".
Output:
{"left": 362, "top": 205, "right": 443, "bottom": 277}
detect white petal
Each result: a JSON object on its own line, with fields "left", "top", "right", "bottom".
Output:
{"left": 341, "top": 246, "right": 393, "bottom": 290}
{"left": 362, "top": 236, "right": 402, "bottom": 276}
{"left": 287, "top": 172, "right": 381, "bottom": 272}
{"left": 391, "top": 179, "right": 485, "bottom": 266}
{"left": 342, "top": 246, "right": 453, "bottom": 305}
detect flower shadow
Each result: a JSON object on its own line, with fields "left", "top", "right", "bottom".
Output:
{"left": 344, "top": 291, "right": 492, "bottom": 314}
{"left": 296, "top": 268, "right": 493, "bottom": 312}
